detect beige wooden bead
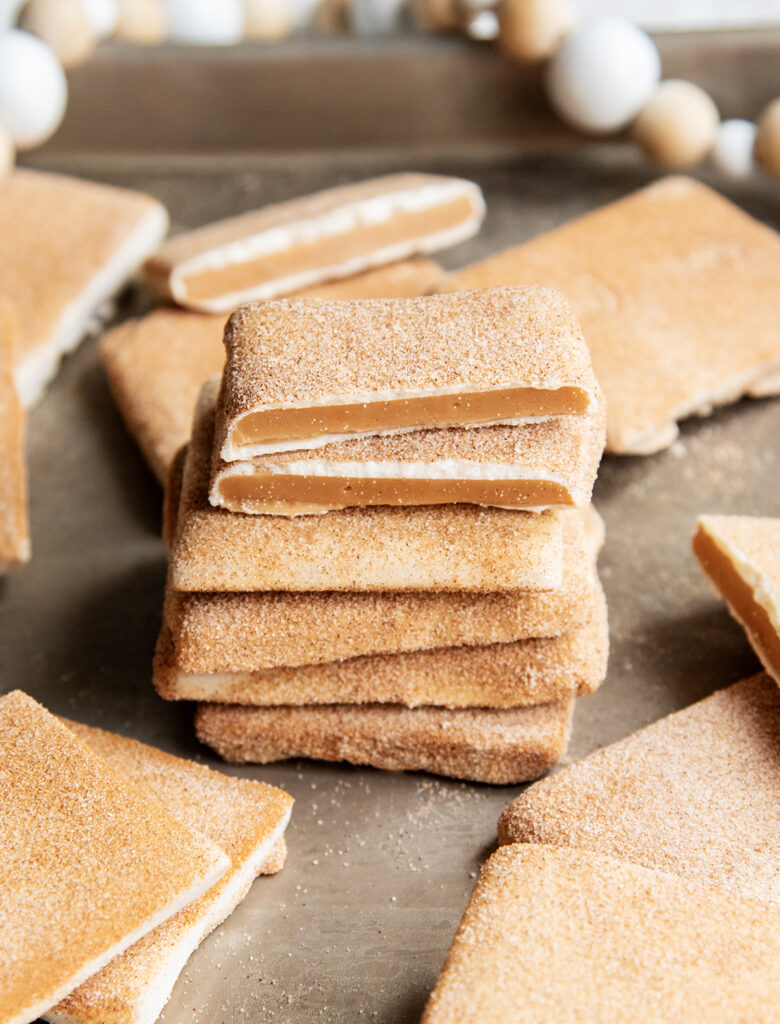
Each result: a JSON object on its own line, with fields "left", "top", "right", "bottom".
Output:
{"left": 245, "top": 0, "right": 294, "bottom": 39}
{"left": 0, "top": 125, "right": 15, "bottom": 178}
{"left": 755, "top": 97, "right": 780, "bottom": 180}
{"left": 19, "top": 0, "right": 95, "bottom": 68}
{"left": 633, "top": 79, "right": 719, "bottom": 168}
{"left": 498, "top": 0, "right": 574, "bottom": 61}
{"left": 411, "top": 0, "right": 461, "bottom": 32}
{"left": 311, "top": 0, "right": 349, "bottom": 33}
{"left": 115, "top": 0, "right": 167, "bottom": 43}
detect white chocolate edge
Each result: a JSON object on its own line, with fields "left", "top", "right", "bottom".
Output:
{"left": 14, "top": 202, "right": 170, "bottom": 408}
{"left": 44, "top": 806, "right": 291, "bottom": 1024}
{"left": 172, "top": 180, "right": 485, "bottom": 313}
{"left": 13, "top": 849, "right": 228, "bottom": 1024}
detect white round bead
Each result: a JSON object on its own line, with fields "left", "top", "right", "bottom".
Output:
{"left": 633, "top": 79, "right": 719, "bottom": 169}
{"left": 711, "top": 118, "right": 756, "bottom": 178}
{"left": 20, "top": 0, "right": 95, "bottom": 68}
{"left": 162, "top": 0, "right": 244, "bottom": 43}
{"left": 466, "top": 8, "right": 499, "bottom": 40}
{"left": 78, "top": 0, "right": 119, "bottom": 37}
{"left": 0, "top": 30, "right": 67, "bottom": 150}
{"left": 546, "top": 16, "right": 661, "bottom": 135}
{"left": 0, "top": 122, "right": 15, "bottom": 176}
{"left": 0, "top": 0, "right": 26, "bottom": 30}
{"left": 244, "top": 0, "right": 293, "bottom": 39}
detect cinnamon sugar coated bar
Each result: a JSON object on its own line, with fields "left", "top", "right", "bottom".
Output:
{"left": 217, "top": 286, "right": 598, "bottom": 459}
{"left": 498, "top": 675, "right": 780, "bottom": 904}
{"left": 195, "top": 698, "right": 574, "bottom": 783}
{"left": 450, "top": 177, "right": 780, "bottom": 454}
{"left": 143, "top": 173, "right": 481, "bottom": 312}
{"left": 170, "top": 386, "right": 566, "bottom": 593}
{"left": 694, "top": 515, "right": 780, "bottom": 688}
{"left": 0, "top": 169, "right": 168, "bottom": 406}
{"left": 46, "top": 722, "right": 292, "bottom": 1024}
{"left": 0, "top": 304, "right": 29, "bottom": 572}
{"left": 100, "top": 259, "right": 447, "bottom": 483}
{"left": 0, "top": 691, "right": 228, "bottom": 1024}
{"left": 422, "top": 845, "right": 780, "bottom": 1024}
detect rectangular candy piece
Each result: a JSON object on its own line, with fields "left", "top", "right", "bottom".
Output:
{"left": 498, "top": 674, "right": 780, "bottom": 905}
{"left": 45, "top": 721, "right": 293, "bottom": 1024}
{"left": 422, "top": 845, "right": 780, "bottom": 1024}
{"left": 155, "top": 581, "right": 607, "bottom": 707}
{"left": 165, "top": 507, "right": 603, "bottom": 672}
{"left": 170, "top": 385, "right": 565, "bottom": 593}
{"left": 0, "top": 169, "right": 168, "bottom": 406}
{"left": 0, "top": 303, "right": 29, "bottom": 572}
{"left": 100, "top": 259, "right": 448, "bottom": 484}
{"left": 0, "top": 691, "right": 228, "bottom": 1024}
{"left": 694, "top": 515, "right": 780, "bottom": 689}
{"left": 217, "top": 287, "right": 599, "bottom": 459}
{"left": 143, "top": 173, "right": 482, "bottom": 313}
{"left": 210, "top": 393, "right": 606, "bottom": 516}
{"left": 195, "top": 698, "right": 574, "bottom": 784}
{"left": 449, "top": 176, "right": 780, "bottom": 455}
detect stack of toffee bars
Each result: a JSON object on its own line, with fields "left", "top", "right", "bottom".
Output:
{"left": 156, "top": 285, "right": 608, "bottom": 783}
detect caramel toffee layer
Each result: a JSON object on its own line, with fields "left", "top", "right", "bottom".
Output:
{"left": 231, "top": 385, "right": 589, "bottom": 450}
{"left": 693, "top": 526, "right": 780, "bottom": 681}
{"left": 181, "top": 196, "right": 474, "bottom": 305}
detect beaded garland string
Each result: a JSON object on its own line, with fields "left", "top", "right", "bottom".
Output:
{"left": 0, "top": 0, "right": 778, "bottom": 181}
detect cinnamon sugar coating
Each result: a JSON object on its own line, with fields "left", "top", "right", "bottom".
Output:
{"left": 0, "top": 303, "right": 29, "bottom": 571}
{"left": 48, "top": 721, "right": 292, "bottom": 1024}
{"left": 218, "top": 286, "right": 597, "bottom": 450}
{"left": 156, "top": 580, "right": 607, "bottom": 706}
{"left": 165, "top": 507, "right": 603, "bottom": 672}
{"left": 170, "top": 386, "right": 565, "bottom": 593}
{"left": 450, "top": 177, "right": 780, "bottom": 454}
{"left": 498, "top": 675, "right": 780, "bottom": 904}
{"left": 195, "top": 698, "right": 574, "bottom": 784}
{"left": 0, "top": 169, "right": 168, "bottom": 406}
{"left": 100, "top": 259, "right": 446, "bottom": 484}
{"left": 0, "top": 691, "right": 228, "bottom": 1024}
{"left": 422, "top": 844, "right": 780, "bottom": 1024}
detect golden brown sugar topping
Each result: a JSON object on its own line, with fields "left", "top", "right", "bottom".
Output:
{"left": 0, "top": 691, "right": 228, "bottom": 1024}
{"left": 422, "top": 845, "right": 780, "bottom": 1024}
{"left": 498, "top": 674, "right": 780, "bottom": 904}
{"left": 218, "top": 286, "right": 597, "bottom": 456}
{"left": 449, "top": 176, "right": 780, "bottom": 455}
{"left": 169, "top": 382, "right": 566, "bottom": 593}
{"left": 195, "top": 698, "right": 574, "bottom": 784}
{"left": 164, "top": 506, "right": 603, "bottom": 673}
{"left": 156, "top": 580, "right": 607, "bottom": 709}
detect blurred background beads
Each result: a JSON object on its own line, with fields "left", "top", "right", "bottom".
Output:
{"left": 161, "top": 0, "right": 244, "bottom": 44}
{"left": 756, "top": 98, "right": 780, "bottom": 179}
{"left": 498, "top": 0, "right": 574, "bottom": 62}
{"left": 79, "top": 0, "right": 119, "bottom": 38}
{"left": 633, "top": 79, "right": 719, "bottom": 168}
{"left": 546, "top": 16, "right": 661, "bottom": 133}
{"left": 244, "top": 0, "right": 293, "bottom": 39}
{"left": 19, "top": 0, "right": 94, "bottom": 67}
{"left": 115, "top": 0, "right": 166, "bottom": 42}
{"left": 711, "top": 118, "right": 757, "bottom": 178}
{"left": 0, "top": 28, "right": 67, "bottom": 149}
{"left": 0, "top": 123, "right": 15, "bottom": 176}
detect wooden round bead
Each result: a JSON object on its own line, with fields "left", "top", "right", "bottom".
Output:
{"left": 19, "top": 0, "right": 96, "bottom": 68}
{"left": 633, "top": 79, "right": 719, "bottom": 168}
{"left": 244, "top": 0, "right": 293, "bottom": 39}
{"left": 311, "top": 0, "right": 349, "bottom": 33}
{"left": 755, "top": 98, "right": 780, "bottom": 180}
{"left": 0, "top": 124, "right": 16, "bottom": 177}
{"left": 498, "top": 0, "right": 574, "bottom": 62}
{"left": 410, "top": 0, "right": 461, "bottom": 32}
{"left": 115, "top": 0, "right": 167, "bottom": 43}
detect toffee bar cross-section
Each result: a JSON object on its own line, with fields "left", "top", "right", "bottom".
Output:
{"left": 216, "top": 286, "right": 599, "bottom": 459}
{"left": 143, "top": 173, "right": 483, "bottom": 313}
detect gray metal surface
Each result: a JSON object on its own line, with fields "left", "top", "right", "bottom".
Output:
{"left": 4, "top": 145, "right": 778, "bottom": 1022}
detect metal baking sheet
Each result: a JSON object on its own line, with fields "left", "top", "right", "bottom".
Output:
{"left": 5, "top": 144, "right": 778, "bottom": 1022}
